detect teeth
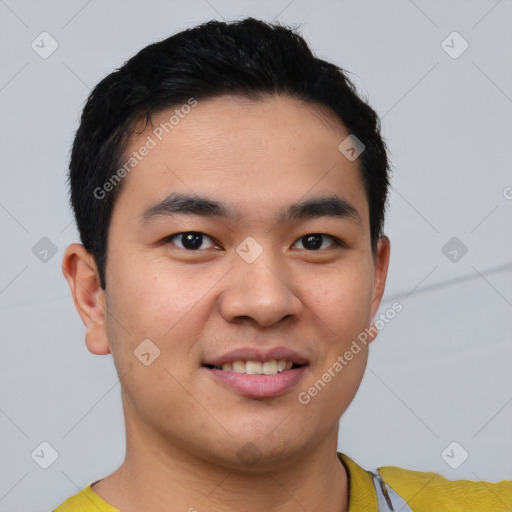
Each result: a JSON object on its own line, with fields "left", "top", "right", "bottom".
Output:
{"left": 219, "top": 359, "right": 296, "bottom": 375}
{"left": 262, "top": 360, "right": 277, "bottom": 375}
{"left": 277, "top": 359, "right": 287, "bottom": 372}
{"left": 232, "top": 360, "right": 245, "bottom": 373}
{"left": 246, "top": 361, "right": 262, "bottom": 374}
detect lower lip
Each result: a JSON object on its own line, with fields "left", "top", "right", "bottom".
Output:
{"left": 204, "top": 366, "right": 308, "bottom": 398}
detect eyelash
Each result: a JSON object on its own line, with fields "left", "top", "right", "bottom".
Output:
{"left": 164, "top": 232, "right": 346, "bottom": 251}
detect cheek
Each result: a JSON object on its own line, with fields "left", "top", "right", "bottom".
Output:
{"left": 106, "top": 253, "right": 210, "bottom": 340}
{"left": 304, "top": 257, "right": 374, "bottom": 335}
{"left": 295, "top": 258, "right": 373, "bottom": 411}
{"left": 104, "top": 252, "right": 228, "bottom": 389}
{"left": 103, "top": 257, "right": 208, "bottom": 435}
{"left": 296, "top": 345, "right": 369, "bottom": 436}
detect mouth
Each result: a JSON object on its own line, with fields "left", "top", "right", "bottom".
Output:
{"left": 201, "top": 358, "right": 308, "bottom": 398}
{"left": 202, "top": 359, "right": 305, "bottom": 375}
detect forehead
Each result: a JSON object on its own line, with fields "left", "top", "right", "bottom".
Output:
{"left": 112, "top": 94, "right": 369, "bottom": 228}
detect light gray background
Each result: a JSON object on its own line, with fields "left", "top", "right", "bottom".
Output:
{"left": 1, "top": 0, "right": 511, "bottom": 510}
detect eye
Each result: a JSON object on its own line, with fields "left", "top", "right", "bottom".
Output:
{"left": 165, "top": 231, "right": 219, "bottom": 251}
{"left": 292, "top": 233, "right": 344, "bottom": 251}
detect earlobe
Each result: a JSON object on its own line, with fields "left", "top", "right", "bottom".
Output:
{"left": 62, "top": 243, "right": 111, "bottom": 355}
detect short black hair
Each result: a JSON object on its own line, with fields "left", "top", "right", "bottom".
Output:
{"left": 69, "top": 17, "right": 390, "bottom": 289}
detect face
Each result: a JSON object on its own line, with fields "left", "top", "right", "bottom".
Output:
{"left": 65, "top": 94, "right": 389, "bottom": 472}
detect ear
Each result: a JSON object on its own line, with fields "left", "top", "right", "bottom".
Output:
{"left": 62, "top": 243, "right": 111, "bottom": 355}
{"left": 368, "top": 236, "right": 391, "bottom": 343}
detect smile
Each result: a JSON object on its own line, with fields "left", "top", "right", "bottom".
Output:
{"left": 204, "top": 359, "right": 301, "bottom": 375}
{"left": 202, "top": 362, "right": 308, "bottom": 398}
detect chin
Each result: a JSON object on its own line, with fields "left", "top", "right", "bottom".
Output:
{"left": 211, "top": 432, "right": 308, "bottom": 473}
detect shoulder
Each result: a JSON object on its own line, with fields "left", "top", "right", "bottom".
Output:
{"left": 53, "top": 484, "right": 119, "bottom": 512}
{"left": 378, "top": 465, "right": 512, "bottom": 512}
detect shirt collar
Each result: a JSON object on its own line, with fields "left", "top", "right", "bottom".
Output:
{"left": 338, "top": 452, "right": 378, "bottom": 512}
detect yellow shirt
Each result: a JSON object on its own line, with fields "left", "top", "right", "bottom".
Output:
{"left": 53, "top": 452, "right": 512, "bottom": 512}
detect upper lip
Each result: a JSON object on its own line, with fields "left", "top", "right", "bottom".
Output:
{"left": 203, "top": 347, "right": 309, "bottom": 367}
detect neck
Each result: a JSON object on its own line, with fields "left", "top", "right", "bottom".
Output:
{"left": 92, "top": 407, "right": 348, "bottom": 512}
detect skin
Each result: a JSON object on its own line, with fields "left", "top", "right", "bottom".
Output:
{"left": 63, "top": 94, "right": 390, "bottom": 512}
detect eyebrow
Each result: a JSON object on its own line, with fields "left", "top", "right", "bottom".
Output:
{"left": 140, "top": 192, "right": 361, "bottom": 225}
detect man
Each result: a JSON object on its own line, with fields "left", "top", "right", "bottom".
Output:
{"left": 55, "top": 17, "right": 511, "bottom": 512}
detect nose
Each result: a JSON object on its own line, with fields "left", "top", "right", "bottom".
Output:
{"left": 218, "top": 249, "right": 304, "bottom": 328}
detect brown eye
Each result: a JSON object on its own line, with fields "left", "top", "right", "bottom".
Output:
{"left": 167, "top": 232, "right": 216, "bottom": 250}
{"left": 292, "top": 233, "right": 343, "bottom": 251}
